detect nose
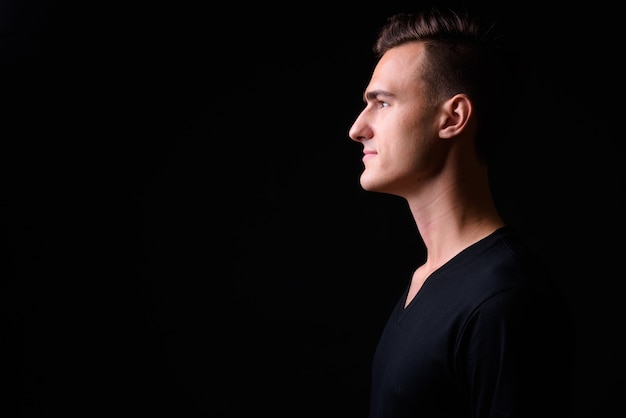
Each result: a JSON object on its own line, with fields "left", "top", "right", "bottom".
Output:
{"left": 348, "top": 111, "right": 373, "bottom": 143}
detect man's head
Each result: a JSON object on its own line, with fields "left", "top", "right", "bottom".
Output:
{"left": 372, "top": 8, "right": 520, "bottom": 165}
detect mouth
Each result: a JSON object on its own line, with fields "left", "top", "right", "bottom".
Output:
{"left": 363, "top": 150, "right": 377, "bottom": 161}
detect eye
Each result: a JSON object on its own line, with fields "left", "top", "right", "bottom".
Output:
{"left": 377, "top": 100, "right": 389, "bottom": 108}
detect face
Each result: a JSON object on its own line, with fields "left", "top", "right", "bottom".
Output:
{"left": 348, "top": 42, "right": 449, "bottom": 198}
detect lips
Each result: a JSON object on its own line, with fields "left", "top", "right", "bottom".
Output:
{"left": 363, "top": 149, "right": 377, "bottom": 161}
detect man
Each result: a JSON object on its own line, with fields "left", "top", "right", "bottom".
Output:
{"left": 348, "top": 8, "right": 575, "bottom": 418}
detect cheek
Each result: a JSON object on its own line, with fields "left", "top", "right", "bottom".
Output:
{"left": 378, "top": 103, "right": 436, "bottom": 163}
{"left": 388, "top": 119, "right": 426, "bottom": 157}
{"left": 388, "top": 123, "right": 439, "bottom": 177}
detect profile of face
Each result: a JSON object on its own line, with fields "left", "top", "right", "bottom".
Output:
{"left": 348, "top": 42, "right": 452, "bottom": 199}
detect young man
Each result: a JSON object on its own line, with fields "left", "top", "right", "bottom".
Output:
{"left": 348, "top": 8, "right": 575, "bottom": 418}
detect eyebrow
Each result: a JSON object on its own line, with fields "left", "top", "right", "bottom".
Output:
{"left": 364, "top": 90, "right": 395, "bottom": 102}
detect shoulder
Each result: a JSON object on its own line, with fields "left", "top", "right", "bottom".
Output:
{"left": 441, "top": 226, "right": 570, "bottom": 319}
{"left": 459, "top": 226, "right": 555, "bottom": 290}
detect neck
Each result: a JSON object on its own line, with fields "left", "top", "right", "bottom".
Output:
{"left": 405, "top": 167, "right": 504, "bottom": 271}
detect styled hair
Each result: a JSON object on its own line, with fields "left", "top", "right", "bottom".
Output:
{"left": 374, "top": 7, "right": 521, "bottom": 164}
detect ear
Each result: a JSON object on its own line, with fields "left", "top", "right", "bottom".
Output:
{"left": 437, "top": 94, "right": 472, "bottom": 139}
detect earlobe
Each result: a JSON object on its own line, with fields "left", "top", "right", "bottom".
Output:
{"left": 439, "top": 94, "right": 472, "bottom": 139}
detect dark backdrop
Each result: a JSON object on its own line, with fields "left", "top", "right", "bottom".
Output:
{"left": 3, "top": 1, "right": 624, "bottom": 417}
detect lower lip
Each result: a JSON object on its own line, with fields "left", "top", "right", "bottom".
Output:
{"left": 363, "top": 154, "right": 376, "bottom": 161}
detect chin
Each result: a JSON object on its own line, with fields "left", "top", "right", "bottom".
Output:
{"left": 359, "top": 175, "right": 384, "bottom": 193}
{"left": 360, "top": 174, "right": 404, "bottom": 197}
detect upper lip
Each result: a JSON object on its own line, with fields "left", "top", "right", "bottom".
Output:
{"left": 363, "top": 149, "right": 377, "bottom": 155}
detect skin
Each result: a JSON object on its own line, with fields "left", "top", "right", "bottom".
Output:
{"left": 348, "top": 42, "right": 505, "bottom": 307}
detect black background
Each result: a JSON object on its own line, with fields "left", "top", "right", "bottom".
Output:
{"left": 3, "top": 1, "right": 624, "bottom": 417}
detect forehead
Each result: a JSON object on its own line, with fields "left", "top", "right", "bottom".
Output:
{"left": 368, "top": 42, "right": 426, "bottom": 92}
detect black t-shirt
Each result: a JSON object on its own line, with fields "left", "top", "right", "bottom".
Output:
{"left": 369, "top": 226, "right": 575, "bottom": 418}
